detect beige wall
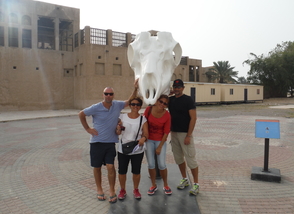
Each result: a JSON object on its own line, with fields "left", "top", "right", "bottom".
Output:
{"left": 0, "top": 0, "right": 210, "bottom": 111}
{"left": 0, "top": 0, "right": 79, "bottom": 110}
{"left": 0, "top": 48, "right": 75, "bottom": 110}
{"left": 183, "top": 82, "right": 222, "bottom": 103}
{"left": 181, "top": 82, "right": 263, "bottom": 104}
{"left": 220, "top": 84, "right": 263, "bottom": 102}
{"left": 246, "top": 85, "right": 263, "bottom": 101}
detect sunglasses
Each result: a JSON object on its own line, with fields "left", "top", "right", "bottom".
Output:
{"left": 173, "top": 86, "right": 183, "bottom": 89}
{"left": 158, "top": 100, "right": 168, "bottom": 106}
{"left": 130, "top": 103, "right": 142, "bottom": 106}
{"left": 104, "top": 93, "right": 114, "bottom": 96}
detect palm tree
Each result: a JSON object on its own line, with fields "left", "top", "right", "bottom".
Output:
{"left": 205, "top": 61, "right": 238, "bottom": 83}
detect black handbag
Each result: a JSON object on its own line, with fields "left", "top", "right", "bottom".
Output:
{"left": 121, "top": 116, "right": 143, "bottom": 154}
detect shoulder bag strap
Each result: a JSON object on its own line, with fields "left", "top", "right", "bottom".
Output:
{"left": 134, "top": 116, "right": 143, "bottom": 141}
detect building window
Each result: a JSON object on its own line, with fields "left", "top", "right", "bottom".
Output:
{"left": 38, "top": 17, "right": 54, "bottom": 50}
{"left": 112, "top": 31, "right": 127, "bottom": 47}
{"left": 9, "top": 13, "right": 18, "bottom": 23}
{"left": 8, "top": 27, "right": 18, "bottom": 47}
{"left": 196, "top": 66, "right": 199, "bottom": 82}
{"left": 211, "top": 88, "right": 215, "bottom": 95}
{"left": 0, "top": 26, "right": 4, "bottom": 46}
{"left": 90, "top": 28, "right": 106, "bottom": 45}
{"left": 189, "top": 66, "right": 195, "bottom": 81}
{"left": 230, "top": 88, "right": 234, "bottom": 95}
{"left": 80, "top": 29, "right": 85, "bottom": 45}
{"left": 180, "top": 57, "right": 188, "bottom": 65}
{"left": 21, "top": 15, "right": 31, "bottom": 25}
{"left": 95, "top": 63, "right": 105, "bottom": 75}
{"left": 59, "top": 20, "right": 73, "bottom": 51}
{"left": 257, "top": 89, "right": 260, "bottom": 94}
{"left": 22, "top": 29, "right": 31, "bottom": 48}
{"left": 74, "top": 32, "right": 78, "bottom": 47}
{"left": 113, "top": 64, "right": 122, "bottom": 75}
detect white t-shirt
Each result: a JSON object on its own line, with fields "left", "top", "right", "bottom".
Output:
{"left": 117, "top": 113, "right": 147, "bottom": 155}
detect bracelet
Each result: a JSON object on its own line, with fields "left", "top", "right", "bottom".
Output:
{"left": 186, "top": 135, "right": 192, "bottom": 138}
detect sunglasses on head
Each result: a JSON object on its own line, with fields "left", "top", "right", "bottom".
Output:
{"left": 130, "top": 103, "right": 142, "bottom": 106}
{"left": 158, "top": 100, "right": 168, "bottom": 106}
{"left": 104, "top": 93, "right": 114, "bottom": 96}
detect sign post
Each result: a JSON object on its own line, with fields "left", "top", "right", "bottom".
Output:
{"left": 251, "top": 119, "right": 281, "bottom": 182}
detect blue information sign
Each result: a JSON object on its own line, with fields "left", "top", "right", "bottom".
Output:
{"left": 255, "top": 119, "right": 280, "bottom": 139}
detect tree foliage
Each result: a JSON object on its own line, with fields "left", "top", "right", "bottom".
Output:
{"left": 205, "top": 61, "right": 238, "bottom": 83}
{"left": 244, "top": 41, "right": 294, "bottom": 97}
{"left": 237, "top": 76, "right": 248, "bottom": 84}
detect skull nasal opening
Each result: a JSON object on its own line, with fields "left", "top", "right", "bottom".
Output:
{"left": 146, "top": 89, "right": 157, "bottom": 99}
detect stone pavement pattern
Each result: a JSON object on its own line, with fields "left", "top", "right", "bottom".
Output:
{"left": 0, "top": 99, "right": 294, "bottom": 214}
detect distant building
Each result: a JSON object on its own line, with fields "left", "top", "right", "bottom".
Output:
{"left": 0, "top": 0, "right": 207, "bottom": 110}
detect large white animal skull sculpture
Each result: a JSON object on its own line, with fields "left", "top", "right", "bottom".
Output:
{"left": 127, "top": 31, "right": 182, "bottom": 105}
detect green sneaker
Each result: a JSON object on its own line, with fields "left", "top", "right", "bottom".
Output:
{"left": 189, "top": 183, "right": 199, "bottom": 195}
{"left": 177, "top": 178, "right": 189, "bottom": 190}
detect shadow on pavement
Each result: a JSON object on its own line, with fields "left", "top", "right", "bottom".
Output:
{"left": 108, "top": 164, "right": 201, "bottom": 214}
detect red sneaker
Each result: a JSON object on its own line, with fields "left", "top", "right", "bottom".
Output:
{"left": 133, "top": 188, "right": 141, "bottom": 199}
{"left": 147, "top": 186, "right": 157, "bottom": 195}
{"left": 163, "top": 186, "right": 172, "bottom": 195}
{"left": 118, "top": 189, "right": 126, "bottom": 200}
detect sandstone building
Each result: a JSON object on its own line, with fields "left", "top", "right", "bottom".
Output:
{"left": 0, "top": 0, "right": 207, "bottom": 110}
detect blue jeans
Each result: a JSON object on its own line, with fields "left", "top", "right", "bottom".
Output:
{"left": 145, "top": 140, "right": 167, "bottom": 170}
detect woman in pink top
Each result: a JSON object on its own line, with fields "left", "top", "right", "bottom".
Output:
{"left": 144, "top": 94, "right": 172, "bottom": 195}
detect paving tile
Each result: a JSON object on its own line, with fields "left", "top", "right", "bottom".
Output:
{"left": 0, "top": 108, "right": 293, "bottom": 214}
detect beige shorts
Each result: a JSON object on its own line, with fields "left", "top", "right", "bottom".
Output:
{"left": 170, "top": 132, "right": 198, "bottom": 169}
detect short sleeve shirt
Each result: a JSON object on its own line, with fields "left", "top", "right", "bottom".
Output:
{"left": 144, "top": 106, "right": 171, "bottom": 141}
{"left": 168, "top": 94, "right": 196, "bottom": 132}
{"left": 117, "top": 114, "right": 147, "bottom": 155}
{"left": 83, "top": 100, "right": 125, "bottom": 143}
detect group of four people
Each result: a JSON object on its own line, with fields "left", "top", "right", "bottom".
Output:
{"left": 78, "top": 79, "right": 199, "bottom": 204}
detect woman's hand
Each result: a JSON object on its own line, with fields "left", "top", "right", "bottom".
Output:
{"left": 134, "top": 78, "right": 139, "bottom": 89}
{"left": 116, "top": 123, "right": 122, "bottom": 135}
{"left": 138, "top": 138, "right": 145, "bottom": 146}
{"left": 155, "top": 146, "right": 162, "bottom": 155}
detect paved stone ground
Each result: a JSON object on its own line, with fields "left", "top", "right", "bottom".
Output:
{"left": 0, "top": 98, "right": 294, "bottom": 214}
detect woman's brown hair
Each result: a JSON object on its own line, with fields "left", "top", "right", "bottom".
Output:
{"left": 129, "top": 97, "right": 143, "bottom": 106}
{"left": 157, "top": 94, "right": 169, "bottom": 103}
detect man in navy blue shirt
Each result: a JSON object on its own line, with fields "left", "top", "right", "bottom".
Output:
{"left": 168, "top": 79, "right": 199, "bottom": 196}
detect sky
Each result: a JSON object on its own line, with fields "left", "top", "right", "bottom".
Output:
{"left": 37, "top": 0, "right": 294, "bottom": 78}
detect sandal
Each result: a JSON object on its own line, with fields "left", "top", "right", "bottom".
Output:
{"left": 109, "top": 194, "right": 117, "bottom": 204}
{"left": 97, "top": 194, "right": 106, "bottom": 201}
